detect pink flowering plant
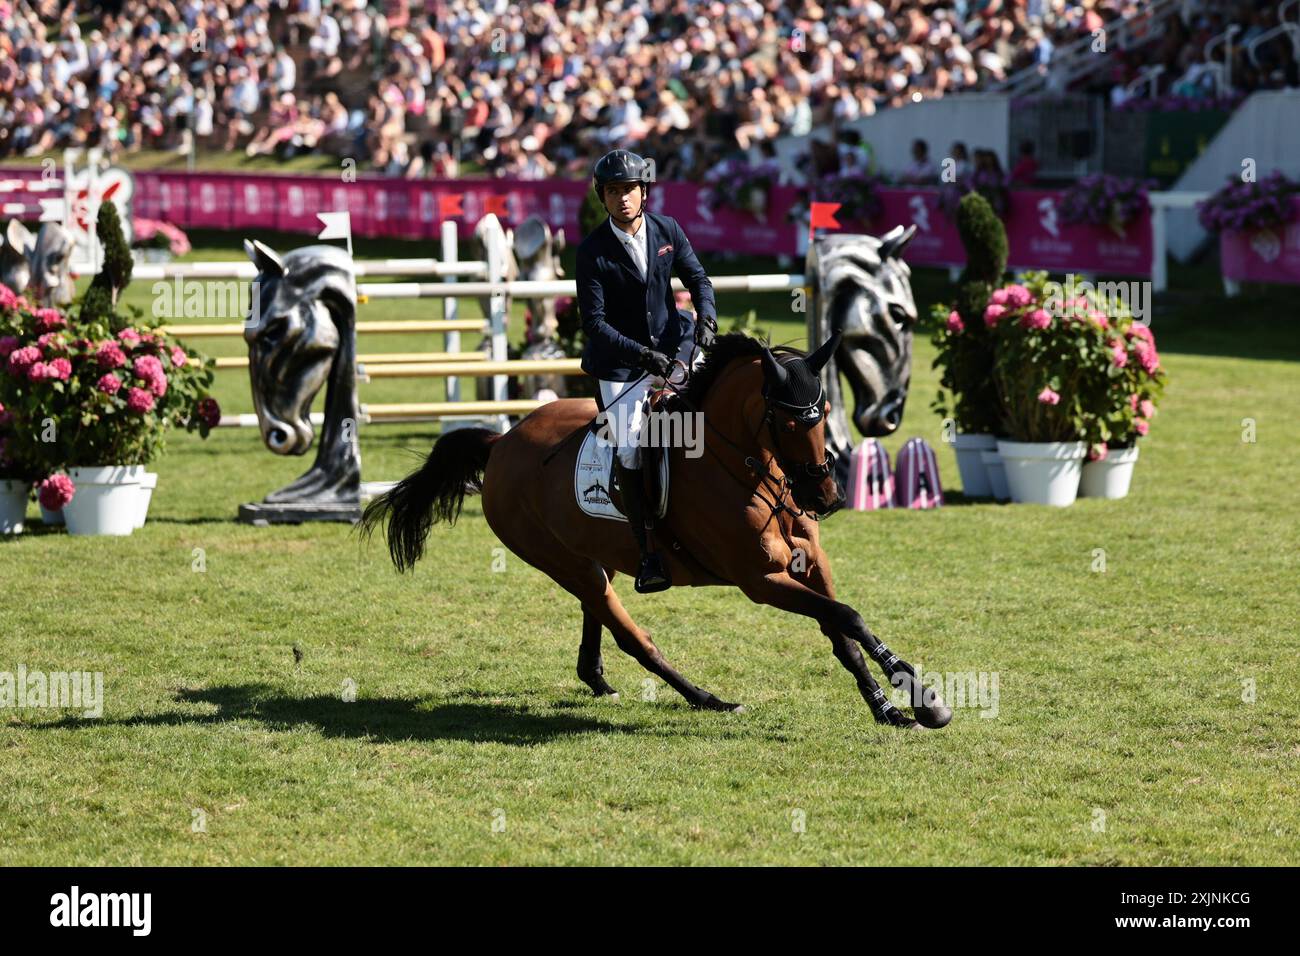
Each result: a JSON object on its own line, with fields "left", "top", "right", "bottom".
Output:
{"left": 0, "top": 283, "right": 221, "bottom": 481}
{"left": 980, "top": 272, "right": 1166, "bottom": 446}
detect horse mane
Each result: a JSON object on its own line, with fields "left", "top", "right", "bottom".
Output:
{"left": 680, "top": 332, "right": 806, "bottom": 406}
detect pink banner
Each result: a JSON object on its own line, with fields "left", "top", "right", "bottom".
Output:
{"left": 651, "top": 182, "right": 801, "bottom": 257}
{"left": 1219, "top": 200, "right": 1300, "bottom": 285}
{"left": 1, "top": 167, "right": 1156, "bottom": 276}
{"left": 1005, "top": 189, "right": 1153, "bottom": 277}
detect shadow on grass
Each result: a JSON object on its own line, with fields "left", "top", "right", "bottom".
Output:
{"left": 29, "top": 683, "right": 768, "bottom": 745}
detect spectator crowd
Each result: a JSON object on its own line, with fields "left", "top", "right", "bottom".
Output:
{"left": 0, "top": 0, "right": 1294, "bottom": 183}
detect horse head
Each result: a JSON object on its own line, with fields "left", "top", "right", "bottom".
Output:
{"left": 758, "top": 334, "right": 845, "bottom": 517}
{"left": 243, "top": 239, "right": 361, "bottom": 503}
{"left": 806, "top": 225, "right": 918, "bottom": 473}
{"left": 512, "top": 215, "right": 565, "bottom": 344}
{"left": 29, "top": 222, "right": 77, "bottom": 306}
{"left": 0, "top": 220, "right": 35, "bottom": 295}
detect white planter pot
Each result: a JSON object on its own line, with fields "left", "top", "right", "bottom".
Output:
{"left": 62, "top": 466, "right": 142, "bottom": 536}
{"left": 953, "top": 432, "right": 996, "bottom": 498}
{"left": 134, "top": 471, "right": 159, "bottom": 528}
{"left": 1080, "top": 445, "right": 1140, "bottom": 499}
{"left": 40, "top": 502, "right": 65, "bottom": 525}
{"left": 997, "top": 440, "right": 1087, "bottom": 507}
{"left": 1, "top": 480, "right": 30, "bottom": 534}
{"left": 979, "top": 448, "right": 1011, "bottom": 501}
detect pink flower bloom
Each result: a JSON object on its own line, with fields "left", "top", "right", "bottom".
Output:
{"left": 146, "top": 371, "right": 168, "bottom": 398}
{"left": 49, "top": 357, "right": 72, "bottom": 380}
{"left": 37, "top": 473, "right": 76, "bottom": 511}
{"left": 1128, "top": 323, "right": 1154, "bottom": 343}
{"left": 1004, "top": 285, "right": 1033, "bottom": 308}
{"left": 0, "top": 335, "right": 18, "bottom": 358}
{"left": 1021, "top": 308, "right": 1051, "bottom": 330}
{"left": 8, "top": 345, "right": 42, "bottom": 377}
{"left": 37, "top": 331, "right": 66, "bottom": 353}
{"left": 990, "top": 288, "right": 1010, "bottom": 306}
{"left": 1110, "top": 342, "right": 1128, "bottom": 368}
{"left": 1140, "top": 399, "right": 1155, "bottom": 418}
{"left": 134, "top": 354, "right": 164, "bottom": 379}
{"left": 984, "top": 303, "right": 1007, "bottom": 327}
{"left": 117, "top": 328, "right": 142, "bottom": 345}
{"left": 97, "top": 373, "right": 122, "bottom": 395}
{"left": 27, "top": 361, "right": 53, "bottom": 383}
{"left": 1088, "top": 443, "right": 1109, "bottom": 462}
{"left": 1037, "top": 386, "right": 1061, "bottom": 406}
{"left": 126, "top": 387, "right": 155, "bottom": 414}
{"left": 1135, "top": 418, "right": 1150, "bottom": 436}
{"left": 34, "top": 308, "right": 66, "bottom": 332}
{"left": 946, "top": 310, "right": 965, "bottom": 333}
{"left": 96, "top": 341, "right": 127, "bottom": 369}
{"left": 0, "top": 402, "right": 11, "bottom": 428}
{"left": 1135, "top": 341, "right": 1160, "bottom": 374}
{"left": 0, "top": 283, "right": 19, "bottom": 311}
{"left": 1129, "top": 393, "right": 1140, "bottom": 412}
{"left": 170, "top": 346, "right": 188, "bottom": 368}
{"left": 1088, "top": 311, "right": 1110, "bottom": 329}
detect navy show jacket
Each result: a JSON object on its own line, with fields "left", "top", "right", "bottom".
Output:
{"left": 575, "top": 211, "right": 717, "bottom": 381}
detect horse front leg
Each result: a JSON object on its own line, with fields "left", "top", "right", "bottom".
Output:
{"left": 739, "top": 567, "right": 950, "bottom": 729}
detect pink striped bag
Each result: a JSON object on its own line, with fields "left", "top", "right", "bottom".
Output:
{"left": 847, "top": 439, "right": 894, "bottom": 510}
{"left": 894, "top": 437, "right": 945, "bottom": 509}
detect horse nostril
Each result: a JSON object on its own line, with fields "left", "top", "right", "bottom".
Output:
{"left": 269, "top": 427, "right": 289, "bottom": 448}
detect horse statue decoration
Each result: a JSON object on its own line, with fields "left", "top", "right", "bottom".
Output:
{"left": 471, "top": 214, "right": 570, "bottom": 403}
{"left": 237, "top": 240, "right": 363, "bottom": 524}
{"left": 0, "top": 219, "right": 77, "bottom": 307}
{"left": 359, "top": 324, "right": 952, "bottom": 729}
{"left": 805, "top": 224, "right": 919, "bottom": 490}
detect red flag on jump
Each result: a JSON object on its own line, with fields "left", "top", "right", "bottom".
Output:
{"left": 483, "top": 194, "right": 509, "bottom": 218}
{"left": 808, "top": 201, "right": 842, "bottom": 246}
{"left": 438, "top": 193, "right": 464, "bottom": 220}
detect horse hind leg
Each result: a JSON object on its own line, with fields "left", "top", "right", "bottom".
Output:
{"left": 578, "top": 602, "right": 619, "bottom": 699}
{"left": 498, "top": 523, "right": 741, "bottom": 712}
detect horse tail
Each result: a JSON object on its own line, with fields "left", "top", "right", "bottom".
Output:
{"left": 357, "top": 427, "right": 502, "bottom": 573}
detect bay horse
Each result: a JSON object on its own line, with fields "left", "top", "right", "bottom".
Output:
{"left": 358, "top": 332, "right": 951, "bottom": 729}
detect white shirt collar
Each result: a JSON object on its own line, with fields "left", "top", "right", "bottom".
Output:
{"left": 610, "top": 215, "right": 646, "bottom": 239}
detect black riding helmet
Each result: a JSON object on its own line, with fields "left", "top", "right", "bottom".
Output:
{"left": 593, "top": 149, "right": 654, "bottom": 225}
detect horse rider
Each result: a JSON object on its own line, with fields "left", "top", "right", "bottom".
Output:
{"left": 575, "top": 148, "right": 718, "bottom": 593}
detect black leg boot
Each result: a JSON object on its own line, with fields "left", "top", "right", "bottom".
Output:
{"left": 616, "top": 461, "right": 671, "bottom": 593}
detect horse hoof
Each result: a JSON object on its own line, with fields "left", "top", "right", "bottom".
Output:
{"left": 914, "top": 702, "right": 953, "bottom": 729}
{"left": 728, "top": 703, "right": 747, "bottom": 714}
{"left": 604, "top": 692, "right": 621, "bottom": 703}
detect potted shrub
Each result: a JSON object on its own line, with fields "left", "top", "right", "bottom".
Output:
{"left": 1078, "top": 317, "right": 1166, "bottom": 499}
{"left": 0, "top": 206, "right": 221, "bottom": 535}
{"left": 984, "top": 273, "right": 1097, "bottom": 506}
{"left": 932, "top": 193, "right": 1010, "bottom": 499}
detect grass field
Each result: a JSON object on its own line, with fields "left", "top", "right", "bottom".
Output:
{"left": 2, "top": 234, "right": 1298, "bottom": 865}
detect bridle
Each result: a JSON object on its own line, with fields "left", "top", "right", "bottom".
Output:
{"left": 660, "top": 353, "right": 843, "bottom": 527}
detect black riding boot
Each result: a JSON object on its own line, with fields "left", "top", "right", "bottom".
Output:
{"left": 616, "top": 461, "right": 671, "bottom": 593}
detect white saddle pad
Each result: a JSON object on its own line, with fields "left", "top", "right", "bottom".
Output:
{"left": 574, "top": 427, "right": 670, "bottom": 522}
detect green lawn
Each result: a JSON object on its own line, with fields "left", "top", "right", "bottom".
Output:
{"left": 1, "top": 236, "right": 1298, "bottom": 865}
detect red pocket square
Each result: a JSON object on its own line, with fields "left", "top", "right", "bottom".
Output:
{"left": 657, "top": 243, "right": 673, "bottom": 256}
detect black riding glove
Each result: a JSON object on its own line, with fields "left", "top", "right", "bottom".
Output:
{"left": 638, "top": 347, "right": 673, "bottom": 378}
{"left": 695, "top": 314, "right": 718, "bottom": 349}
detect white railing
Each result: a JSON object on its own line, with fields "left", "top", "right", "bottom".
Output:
{"left": 1150, "top": 191, "right": 1210, "bottom": 293}
{"left": 1246, "top": 23, "right": 1300, "bottom": 69}
{"left": 1204, "top": 25, "right": 1243, "bottom": 95}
